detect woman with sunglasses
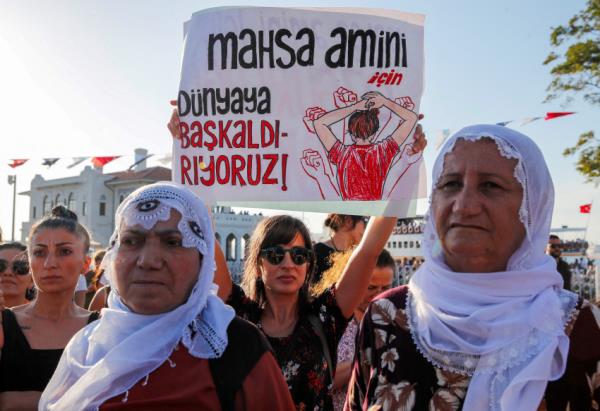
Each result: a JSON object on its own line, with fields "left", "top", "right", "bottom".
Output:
{"left": 214, "top": 214, "right": 396, "bottom": 410}
{"left": 0, "top": 206, "right": 98, "bottom": 411}
{"left": 0, "top": 242, "right": 33, "bottom": 309}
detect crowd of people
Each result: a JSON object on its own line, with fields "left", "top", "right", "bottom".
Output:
{"left": 1, "top": 117, "right": 600, "bottom": 410}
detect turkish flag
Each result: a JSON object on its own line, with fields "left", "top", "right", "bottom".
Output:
{"left": 580, "top": 203, "right": 592, "bottom": 214}
{"left": 9, "top": 159, "right": 28, "bottom": 168}
{"left": 545, "top": 112, "right": 575, "bottom": 120}
{"left": 91, "top": 156, "right": 120, "bottom": 168}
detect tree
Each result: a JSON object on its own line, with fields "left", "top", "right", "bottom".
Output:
{"left": 544, "top": 0, "right": 600, "bottom": 182}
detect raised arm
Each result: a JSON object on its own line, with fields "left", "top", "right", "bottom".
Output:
{"left": 334, "top": 216, "right": 397, "bottom": 318}
{"left": 313, "top": 99, "right": 369, "bottom": 152}
{"left": 363, "top": 92, "right": 418, "bottom": 147}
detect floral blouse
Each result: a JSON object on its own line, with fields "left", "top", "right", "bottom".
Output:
{"left": 345, "top": 286, "right": 600, "bottom": 411}
{"left": 228, "top": 284, "right": 350, "bottom": 411}
{"left": 332, "top": 318, "right": 359, "bottom": 411}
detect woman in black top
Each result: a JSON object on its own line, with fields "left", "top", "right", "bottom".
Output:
{"left": 0, "top": 206, "right": 99, "bottom": 411}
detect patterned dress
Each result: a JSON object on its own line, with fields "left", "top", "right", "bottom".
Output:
{"left": 332, "top": 318, "right": 359, "bottom": 411}
{"left": 228, "top": 284, "right": 350, "bottom": 411}
{"left": 345, "top": 286, "right": 600, "bottom": 411}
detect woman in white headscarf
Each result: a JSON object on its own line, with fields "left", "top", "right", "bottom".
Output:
{"left": 39, "top": 182, "right": 294, "bottom": 411}
{"left": 346, "top": 125, "right": 600, "bottom": 411}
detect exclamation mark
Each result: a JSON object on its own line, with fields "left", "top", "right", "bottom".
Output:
{"left": 281, "top": 154, "right": 288, "bottom": 191}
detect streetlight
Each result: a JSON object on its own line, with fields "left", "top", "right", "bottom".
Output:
{"left": 7, "top": 175, "right": 17, "bottom": 241}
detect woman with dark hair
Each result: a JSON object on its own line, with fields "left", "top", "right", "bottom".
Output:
{"left": 214, "top": 213, "right": 397, "bottom": 410}
{"left": 312, "top": 214, "right": 368, "bottom": 285}
{"left": 0, "top": 242, "right": 33, "bottom": 308}
{"left": 312, "top": 91, "right": 425, "bottom": 201}
{"left": 0, "top": 206, "right": 98, "bottom": 411}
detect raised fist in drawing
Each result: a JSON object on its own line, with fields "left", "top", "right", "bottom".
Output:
{"left": 334, "top": 87, "right": 358, "bottom": 108}
{"left": 301, "top": 149, "right": 327, "bottom": 179}
{"left": 396, "top": 96, "right": 415, "bottom": 111}
{"left": 303, "top": 107, "right": 326, "bottom": 134}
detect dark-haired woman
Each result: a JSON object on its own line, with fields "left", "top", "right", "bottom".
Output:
{"left": 313, "top": 91, "right": 424, "bottom": 201}
{"left": 214, "top": 214, "right": 397, "bottom": 410}
{"left": 312, "top": 214, "right": 367, "bottom": 285}
{"left": 0, "top": 242, "right": 33, "bottom": 309}
{"left": 0, "top": 206, "right": 98, "bottom": 411}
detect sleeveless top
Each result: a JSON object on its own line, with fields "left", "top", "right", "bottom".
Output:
{"left": 0, "top": 308, "right": 100, "bottom": 392}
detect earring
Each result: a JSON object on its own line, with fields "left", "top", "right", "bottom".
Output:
{"left": 25, "top": 286, "right": 36, "bottom": 301}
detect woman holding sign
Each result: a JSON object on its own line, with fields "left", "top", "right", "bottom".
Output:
{"left": 346, "top": 125, "right": 600, "bottom": 411}
{"left": 213, "top": 214, "right": 397, "bottom": 411}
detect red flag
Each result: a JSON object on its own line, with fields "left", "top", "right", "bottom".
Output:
{"left": 580, "top": 203, "right": 592, "bottom": 214}
{"left": 91, "top": 156, "right": 120, "bottom": 168}
{"left": 8, "top": 159, "right": 28, "bottom": 168}
{"left": 545, "top": 112, "right": 575, "bottom": 120}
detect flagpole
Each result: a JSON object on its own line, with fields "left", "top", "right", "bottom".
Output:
{"left": 584, "top": 200, "right": 593, "bottom": 241}
{"left": 8, "top": 175, "right": 17, "bottom": 241}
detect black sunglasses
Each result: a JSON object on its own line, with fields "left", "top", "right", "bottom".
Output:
{"left": 260, "top": 246, "right": 313, "bottom": 265}
{"left": 0, "top": 259, "right": 30, "bottom": 275}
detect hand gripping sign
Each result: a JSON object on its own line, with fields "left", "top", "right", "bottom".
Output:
{"left": 174, "top": 7, "right": 426, "bottom": 216}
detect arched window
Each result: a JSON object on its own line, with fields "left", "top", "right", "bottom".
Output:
{"left": 67, "top": 193, "right": 76, "bottom": 211}
{"left": 42, "top": 195, "right": 50, "bottom": 214}
{"left": 226, "top": 234, "right": 237, "bottom": 261}
{"left": 99, "top": 195, "right": 107, "bottom": 216}
{"left": 215, "top": 232, "right": 222, "bottom": 246}
{"left": 55, "top": 194, "right": 61, "bottom": 207}
{"left": 241, "top": 234, "right": 251, "bottom": 260}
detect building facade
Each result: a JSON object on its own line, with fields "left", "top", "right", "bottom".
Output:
{"left": 19, "top": 149, "right": 262, "bottom": 276}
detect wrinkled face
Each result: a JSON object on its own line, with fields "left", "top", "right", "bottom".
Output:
{"left": 432, "top": 139, "right": 525, "bottom": 273}
{"left": 0, "top": 248, "right": 32, "bottom": 302}
{"left": 547, "top": 237, "right": 562, "bottom": 258}
{"left": 259, "top": 232, "right": 308, "bottom": 297}
{"left": 356, "top": 265, "right": 394, "bottom": 316}
{"left": 114, "top": 209, "right": 201, "bottom": 315}
{"left": 29, "top": 228, "right": 88, "bottom": 293}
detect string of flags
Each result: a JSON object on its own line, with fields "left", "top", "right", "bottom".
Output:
{"left": 580, "top": 203, "right": 592, "bottom": 214}
{"left": 6, "top": 154, "right": 173, "bottom": 170}
{"left": 435, "top": 111, "right": 577, "bottom": 150}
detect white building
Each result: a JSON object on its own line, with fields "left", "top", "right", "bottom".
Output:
{"left": 386, "top": 217, "right": 425, "bottom": 284}
{"left": 19, "top": 149, "right": 262, "bottom": 276}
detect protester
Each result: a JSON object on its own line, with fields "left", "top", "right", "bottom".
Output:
{"left": 0, "top": 206, "right": 99, "bottom": 411}
{"left": 312, "top": 214, "right": 368, "bottom": 285}
{"left": 548, "top": 234, "right": 573, "bottom": 291}
{"left": 86, "top": 250, "right": 110, "bottom": 310}
{"left": 346, "top": 125, "right": 600, "bottom": 410}
{"left": 311, "top": 248, "right": 395, "bottom": 411}
{"left": 40, "top": 182, "right": 294, "bottom": 410}
{"left": 212, "top": 213, "right": 397, "bottom": 410}
{"left": 0, "top": 242, "right": 33, "bottom": 308}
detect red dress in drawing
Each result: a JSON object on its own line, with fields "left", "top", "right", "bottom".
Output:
{"left": 328, "top": 138, "right": 400, "bottom": 200}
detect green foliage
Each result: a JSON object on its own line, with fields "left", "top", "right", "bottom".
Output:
{"left": 544, "top": 0, "right": 600, "bottom": 181}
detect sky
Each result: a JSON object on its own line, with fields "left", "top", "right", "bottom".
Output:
{"left": 0, "top": 0, "right": 598, "bottom": 243}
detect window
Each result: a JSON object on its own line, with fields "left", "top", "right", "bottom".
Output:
{"left": 409, "top": 241, "right": 414, "bottom": 248}
{"left": 55, "top": 194, "right": 61, "bottom": 207}
{"left": 119, "top": 195, "right": 125, "bottom": 204}
{"left": 82, "top": 201, "right": 87, "bottom": 216}
{"left": 226, "top": 234, "right": 237, "bottom": 261}
{"left": 392, "top": 241, "right": 397, "bottom": 248}
{"left": 42, "top": 196, "right": 50, "bottom": 214}
{"left": 99, "top": 195, "right": 107, "bottom": 216}
{"left": 215, "top": 232, "right": 221, "bottom": 246}
{"left": 399, "top": 241, "right": 402, "bottom": 248}
{"left": 404, "top": 241, "right": 408, "bottom": 248}
{"left": 416, "top": 241, "right": 420, "bottom": 248}
{"left": 387, "top": 242, "right": 391, "bottom": 248}
{"left": 33, "top": 206, "right": 37, "bottom": 219}
{"left": 67, "top": 193, "right": 76, "bottom": 211}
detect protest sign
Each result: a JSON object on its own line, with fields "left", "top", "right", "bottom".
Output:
{"left": 174, "top": 7, "right": 426, "bottom": 216}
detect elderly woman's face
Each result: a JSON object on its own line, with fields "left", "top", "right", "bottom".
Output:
{"left": 114, "top": 209, "right": 201, "bottom": 315}
{"left": 432, "top": 139, "right": 525, "bottom": 273}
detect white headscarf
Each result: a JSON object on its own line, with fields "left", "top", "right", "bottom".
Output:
{"left": 407, "top": 125, "right": 579, "bottom": 411}
{"left": 39, "top": 182, "right": 235, "bottom": 411}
